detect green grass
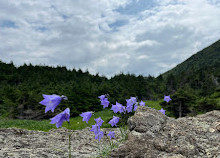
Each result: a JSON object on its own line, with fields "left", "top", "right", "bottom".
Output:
{"left": 216, "top": 97, "right": 220, "bottom": 106}
{"left": 0, "top": 118, "right": 53, "bottom": 131}
{"left": 0, "top": 108, "right": 114, "bottom": 132}
{"left": 65, "top": 108, "right": 114, "bottom": 130}
{"left": 0, "top": 100, "right": 163, "bottom": 132}
{"left": 144, "top": 99, "right": 163, "bottom": 110}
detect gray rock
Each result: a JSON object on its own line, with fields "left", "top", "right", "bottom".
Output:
{"left": 0, "top": 127, "right": 122, "bottom": 158}
{"left": 110, "top": 107, "right": 220, "bottom": 158}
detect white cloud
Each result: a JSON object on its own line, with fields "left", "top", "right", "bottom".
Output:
{"left": 137, "top": 55, "right": 149, "bottom": 60}
{"left": 0, "top": 0, "right": 219, "bottom": 78}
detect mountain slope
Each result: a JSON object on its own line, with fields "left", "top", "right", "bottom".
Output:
{"left": 162, "top": 39, "right": 220, "bottom": 96}
{"left": 163, "top": 39, "right": 220, "bottom": 77}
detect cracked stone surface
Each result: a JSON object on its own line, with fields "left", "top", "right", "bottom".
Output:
{"left": 0, "top": 127, "right": 122, "bottom": 158}
{"left": 1, "top": 108, "right": 220, "bottom": 158}
{"left": 109, "top": 107, "right": 220, "bottom": 158}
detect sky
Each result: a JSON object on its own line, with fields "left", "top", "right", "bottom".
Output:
{"left": 0, "top": 0, "right": 220, "bottom": 78}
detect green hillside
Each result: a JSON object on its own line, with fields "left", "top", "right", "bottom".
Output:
{"left": 162, "top": 40, "right": 220, "bottom": 96}
{"left": 160, "top": 40, "right": 220, "bottom": 118}
{"left": 163, "top": 39, "right": 220, "bottom": 77}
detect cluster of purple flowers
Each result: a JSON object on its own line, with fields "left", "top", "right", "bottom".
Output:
{"left": 80, "top": 111, "right": 117, "bottom": 141}
{"left": 80, "top": 95, "right": 143, "bottom": 141}
{"left": 39, "top": 94, "right": 70, "bottom": 128}
{"left": 79, "top": 94, "right": 172, "bottom": 141}
{"left": 160, "top": 95, "right": 172, "bottom": 115}
{"left": 110, "top": 97, "right": 146, "bottom": 114}
{"left": 40, "top": 93, "right": 171, "bottom": 141}
{"left": 80, "top": 95, "right": 118, "bottom": 141}
{"left": 99, "top": 95, "right": 110, "bottom": 108}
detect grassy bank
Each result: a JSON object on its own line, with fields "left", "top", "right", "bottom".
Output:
{"left": 0, "top": 100, "right": 162, "bottom": 131}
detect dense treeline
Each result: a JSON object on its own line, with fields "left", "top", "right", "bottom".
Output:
{"left": 0, "top": 59, "right": 219, "bottom": 120}
{"left": 0, "top": 40, "right": 220, "bottom": 120}
{"left": 162, "top": 65, "right": 220, "bottom": 118}
{"left": 0, "top": 61, "right": 166, "bottom": 119}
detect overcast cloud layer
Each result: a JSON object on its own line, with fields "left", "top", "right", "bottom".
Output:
{"left": 0, "top": 0, "right": 220, "bottom": 78}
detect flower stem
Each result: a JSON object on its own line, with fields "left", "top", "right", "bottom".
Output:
{"left": 105, "top": 131, "right": 112, "bottom": 147}
{"left": 68, "top": 122, "right": 71, "bottom": 158}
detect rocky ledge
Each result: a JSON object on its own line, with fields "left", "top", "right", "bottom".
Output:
{"left": 110, "top": 107, "right": 220, "bottom": 158}
{"left": 1, "top": 108, "right": 220, "bottom": 158}
{"left": 0, "top": 127, "right": 122, "bottom": 158}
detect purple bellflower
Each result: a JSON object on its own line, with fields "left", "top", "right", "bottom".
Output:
{"left": 126, "top": 104, "right": 133, "bottom": 113}
{"left": 108, "top": 131, "right": 115, "bottom": 139}
{"left": 126, "top": 97, "right": 138, "bottom": 113}
{"left": 95, "top": 117, "right": 104, "bottom": 127}
{"left": 108, "top": 116, "right": 120, "bottom": 127}
{"left": 80, "top": 112, "right": 93, "bottom": 123}
{"left": 133, "top": 102, "right": 138, "bottom": 111}
{"left": 39, "top": 94, "right": 62, "bottom": 113}
{"left": 50, "top": 108, "right": 70, "bottom": 128}
{"left": 159, "top": 108, "right": 166, "bottom": 115}
{"left": 98, "top": 94, "right": 110, "bottom": 108}
{"left": 126, "top": 97, "right": 136, "bottom": 106}
{"left": 95, "top": 131, "right": 104, "bottom": 141}
{"left": 98, "top": 95, "right": 106, "bottom": 101}
{"left": 91, "top": 124, "right": 100, "bottom": 135}
{"left": 130, "top": 97, "right": 137, "bottom": 104}
{"left": 164, "top": 96, "right": 171, "bottom": 103}
{"left": 111, "top": 104, "right": 119, "bottom": 113}
{"left": 111, "top": 102, "right": 125, "bottom": 113}
{"left": 126, "top": 99, "right": 133, "bottom": 107}
{"left": 101, "top": 98, "right": 110, "bottom": 108}
{"left": 139, "top": 100, "right": 145, "bottom": 106}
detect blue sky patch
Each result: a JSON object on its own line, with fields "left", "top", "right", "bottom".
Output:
{"left": 115, "top": 0, "right": 157, "bottom": 15}
{"left": 62, "top": 14, "right": 68, "bottom": 20}
{"left": 108, "top": 20, "right": 128, "bottom": 30}
{"left": 36, "top": 26, "right": 49, "bottom": 32}
{"left": 0, "top": 20, "right": 17, "bottom": 28}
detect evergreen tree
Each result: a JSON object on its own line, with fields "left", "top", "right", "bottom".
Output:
{"left": 161, "top": 87, "right": 197, "bottom": 118}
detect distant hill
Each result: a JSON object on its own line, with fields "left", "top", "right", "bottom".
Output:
{"left": 159, "top": 40, "right": 220, "bottom": 118}
{"left": 163, "top": 40, "right": 220, "bottom": 77}
{"left": 162, "top": 39, "right": 220, "bottom": 96}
